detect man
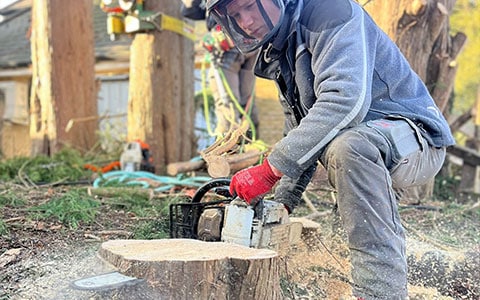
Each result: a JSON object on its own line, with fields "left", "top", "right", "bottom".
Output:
{"left": 181, "top": 0, "right": 260, "bottom": 140}
{"left": 207, "top": 30, "right": 260, "bottom": 139}
{"left": 206, "top": 0, "right": 455, "bottom": 299}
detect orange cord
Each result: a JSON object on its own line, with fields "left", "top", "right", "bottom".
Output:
{"left": 84, "top": 161, "right": 121, "bottom": 173}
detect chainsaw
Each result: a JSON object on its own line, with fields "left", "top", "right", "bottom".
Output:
{"left": 72, "top": 179, "right": 302, "bottom": 291}
{"left": 119, "top": 140, "right": 155, "bottom": 173}
{"left": 169, "top": 178, "right": 302, "bottom": 250}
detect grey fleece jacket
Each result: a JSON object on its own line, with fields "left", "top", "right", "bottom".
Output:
{"left": 255, "top": 0, "right": 455, "bottom": 179}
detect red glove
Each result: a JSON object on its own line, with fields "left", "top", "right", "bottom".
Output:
{"left": 229, "top": 159, "right": 281, "bottom": 204}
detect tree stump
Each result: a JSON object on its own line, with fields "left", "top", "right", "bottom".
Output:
{"left": 99, "top": 239, "right": 282, "bottom": 300}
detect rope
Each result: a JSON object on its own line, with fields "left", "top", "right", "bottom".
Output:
{"left": 216, "top": 65, "right": 257, "bottom": 141}
{"left": 200, "top": 52, "right": 257, "bottom": 140}
{"left": 93, "top": 170, "right": 212, "bottom": 192}
{"left": 201, "top": 54, "right": 217, "bottom": 137}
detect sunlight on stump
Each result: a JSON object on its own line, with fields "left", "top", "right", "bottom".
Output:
{"left": 99, "top": 239, "right": 282, "bottom": 300}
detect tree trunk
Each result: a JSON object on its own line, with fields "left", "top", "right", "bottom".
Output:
{"left": 359, "top": 0, "right": 466, "bottom": 201}
{"left": 359, "top": 0, "right": 465, "bottom": 112}
{"left": 127, "top": 1, "right": 196, "bottom": 173}
{"left": 99, "top": 239, "right": 282, "bottom": 300}
{"left": 29, "top": 0, "right": 97, "bottom": 155}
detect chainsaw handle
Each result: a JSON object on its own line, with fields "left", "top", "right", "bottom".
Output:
{"left": 191, "top": 178, "right": 233, "bottom": 203}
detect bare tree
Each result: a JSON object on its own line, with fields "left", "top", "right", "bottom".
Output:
{"left": 29, "top": 0, "right": 97, "bottom": 155}
{"left": 360, "top": 0, "right": 466, "bottom": 114}
{"left": 127, "top": 1, "right": 196, "bottom": 173}
{"left": 360, "top": 0, "right": 467, "bottom": 199}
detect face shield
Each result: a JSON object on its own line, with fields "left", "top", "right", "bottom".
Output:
{"left": 208, "top": 0, "right": 285, "bottom": 53}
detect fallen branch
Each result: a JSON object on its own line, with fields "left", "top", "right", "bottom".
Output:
{"left": 4, "top": 217, "right": 25, "bottom": 223}
{"left": 95, "top": 230, "right": 133, "bottom": 236}
{"left": 84, "top": 233, "right": 101, "bottom": 241}
{"left": 302, "top": 192, "right": 320, "bottom": 214}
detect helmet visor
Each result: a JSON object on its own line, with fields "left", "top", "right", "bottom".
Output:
{"left": 209, "top": 0, "right": 284, "bottom": 53}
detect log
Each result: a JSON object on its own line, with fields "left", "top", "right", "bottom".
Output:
{"left": 228, "top": 150, "right": 264, "bottom": 173}
{"left": 166, "top": 150, "right": 263, "bottom": 177}
{"left": 99, "top": 239, "right": 282, "bottom": 300}
{"left": 205, "top": 150, "right": 263, "bottom": 178}
{"left": 166, "top": 159, "right": 205, "bottom": 176}
{"left": 204, "top": 155, "right": 231, "bottom": 178}
{"left": 204, "top": 150, "right": 263, "bottom": 178}
{"left": 88, "top": 187, "right": 155, "bottom": 199}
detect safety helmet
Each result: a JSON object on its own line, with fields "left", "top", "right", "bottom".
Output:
{"left": 206, "top": 0, "right": 286, "bottom": 53}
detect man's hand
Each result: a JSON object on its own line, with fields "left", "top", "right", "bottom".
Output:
{"left": 229, "top": 159, "right": 281, "bottom": 204}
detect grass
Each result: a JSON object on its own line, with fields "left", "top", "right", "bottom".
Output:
{"left": 0, "top": 189, "right": 27, "bottom": 207}
{"left": 255, "top": 78, "right": 278, "bottom": 100}
{"left": 0, "top": 219, "right": 7, "bottom": 236}
{"left": 0, "top": 142, "right": 477, "bottom": 252}
{"left": 0, "top": 146, "right": 197, "bottom": 239}
{"left": 29, "top": 189, "right": 100, "bottom": 229}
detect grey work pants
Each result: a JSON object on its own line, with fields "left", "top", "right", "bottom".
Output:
{"left": 209, "top": 50, "right": 260, "bottom": 137}
{"left": 320, "top": 119, "right": 446, "bottom": 300}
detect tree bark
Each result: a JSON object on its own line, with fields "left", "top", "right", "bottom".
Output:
{"left": 359, "top": 0, "right": 465, "bottom": 114}
{"left": 127, "top": 1, "right": 196, "bottom": 174}
{"left": 359, "top": 0, "right": 465, "bottom": 201}
{"left": 99, "top": 239, "right": 282, "bottom": 300}
{"left": 29, "top": 0, "right": 97, "bottom": 155}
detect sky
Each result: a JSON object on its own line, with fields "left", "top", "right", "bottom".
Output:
{"left": 0, "top": 0, "right": 19, "bottom": 10}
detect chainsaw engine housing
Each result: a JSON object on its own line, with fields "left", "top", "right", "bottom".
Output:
{"left": 197, "top": 207, "right": 224, "bottom": 241}
{"left": 169, "top": 179, "right": 302, "bottom": 250}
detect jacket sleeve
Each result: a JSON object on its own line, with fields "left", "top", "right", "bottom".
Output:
{"left": 268, "top": 3, "right": 375, "bottom": 179}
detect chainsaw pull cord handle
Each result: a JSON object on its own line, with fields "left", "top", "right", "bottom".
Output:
{"left": 191, "top": 177, "right": 233, "bottom": 203}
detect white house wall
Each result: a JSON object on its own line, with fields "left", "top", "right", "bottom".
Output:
{"left": 97, "top": 75, "right": 129, "bottom": 140}
{"left": 0, "top": 80, "right": 29, "bottom": 125}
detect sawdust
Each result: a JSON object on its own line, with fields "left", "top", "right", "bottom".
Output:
{"left": 283, "top": 239, "right": 353, "bottom": 299}
{"left": 1, "top": 181, "right": 478, "bottom": 299}
{"left": 0, "top": 211, "right": 473, "bottom": 300}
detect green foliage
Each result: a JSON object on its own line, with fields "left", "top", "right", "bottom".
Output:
{"left": 0, "top": 157, "right": 30, "bottom": 181}
{"left": 0, "top": 219, "right": 8, "bottom": 236}
{"left": 450, "top": 0, "right": 480, "bottom": 113}
{"left": 29, "top": 189, "right": 100, "bottom": 229}
{"left": 0, "top": 148, "right": 89, "bottom": 184}
{"left": 0, "top": 190, "right": 27, "bottom": 207}
{"left": 107, "top": 192, "right": 158, "bottom": 216}
{"left": 99, "top": 189, "right": 190, "bottom": 238}
{"left": 433, "top": 173, "right": 461, "bottom": 201}
{"left": 133, "top": 219, "right": 170, "bottom": 240}
{"left": 95, "top": 121, "right": 127, "bottom": 158}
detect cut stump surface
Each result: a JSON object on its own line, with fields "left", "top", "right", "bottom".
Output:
{"left": 99, "top": 239, "right": 282, "bottom": 300}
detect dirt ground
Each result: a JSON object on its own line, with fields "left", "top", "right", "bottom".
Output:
{"left": 1, "top": 81, "right": 479, "bottom": 300}
{"left": 0, "top": 179, "right": 478, "bottom": 300}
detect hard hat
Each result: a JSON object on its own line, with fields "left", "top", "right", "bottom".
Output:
{"left": 206, "top": 0, "right": 286, "bottom": 53}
